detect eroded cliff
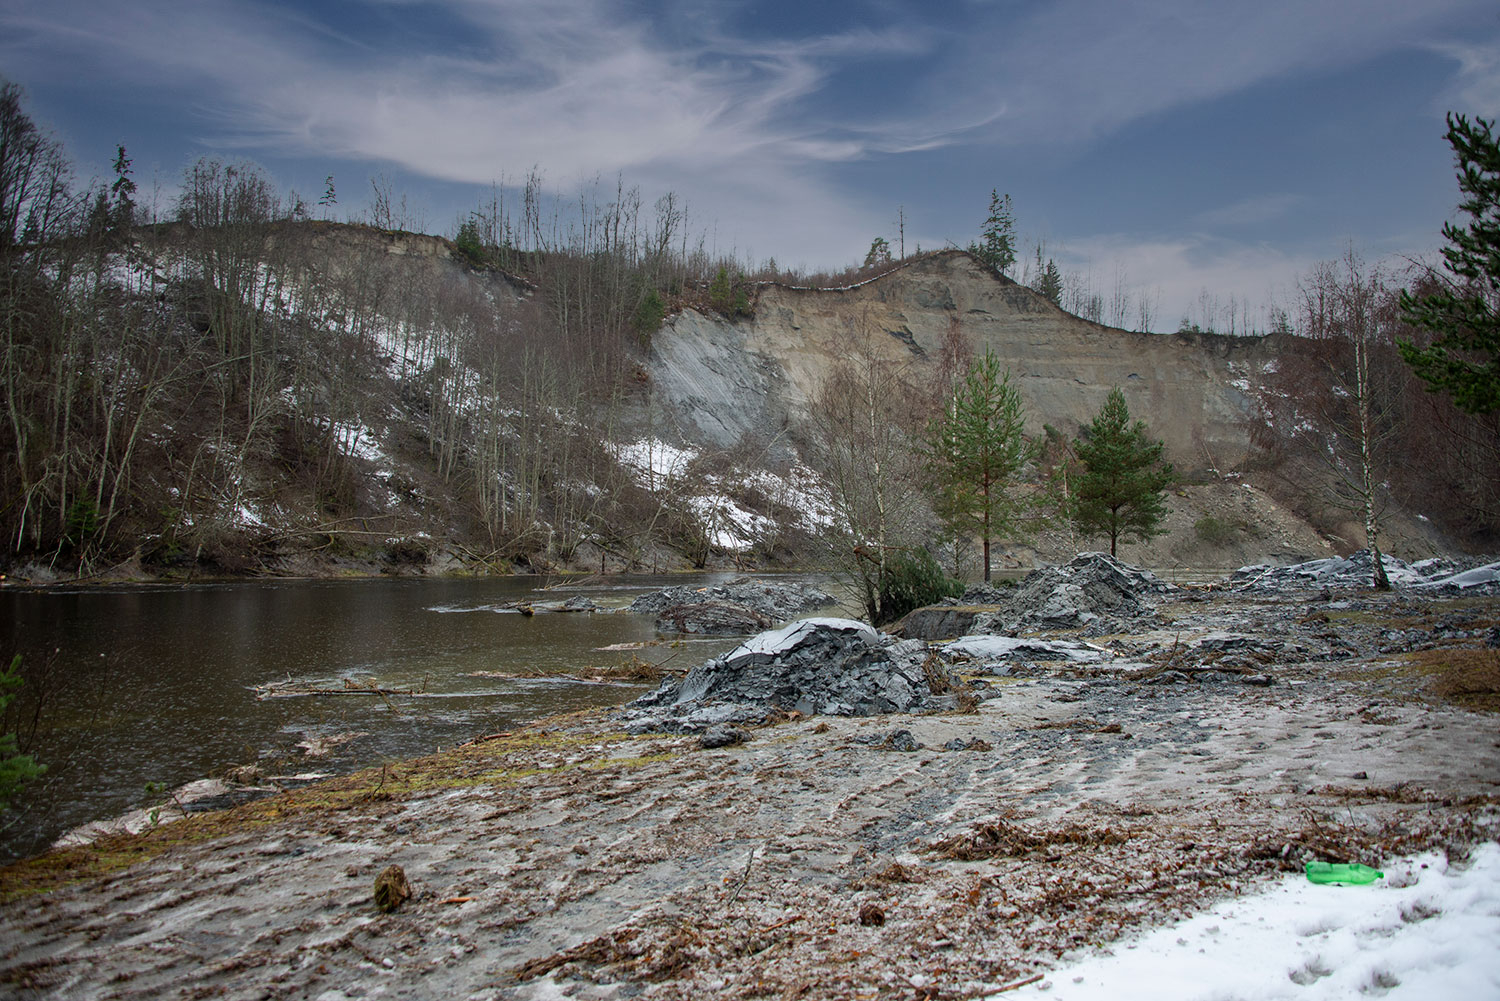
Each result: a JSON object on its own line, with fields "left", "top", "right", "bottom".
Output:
{"left": 651, "top": 251, "right": 1268, "bottom": 475}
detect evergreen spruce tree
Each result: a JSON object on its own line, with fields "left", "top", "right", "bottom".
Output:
{"left": 109, "top": 144, "right": 135, "bottom": 234}
{"left": 969, "top": 190, "right": 1016, "bottom": 277}
{"left": 926, "top": 349, "right": 1037, "bottom": 581}
{"left": 1399, "top": 114, "right": 1500, "bottom": 414}
{"left": 1071, "top": 387, "right": 1175, "bottom": 557}
{"left": 1032, "top": 258, "right": 1063, "bottom": 304}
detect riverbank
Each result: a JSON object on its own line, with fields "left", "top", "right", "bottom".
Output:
{"left": 0, "top": 571, "right": 787, "bottom": 861}
{"left": 0, "top": 534, "right": 804, "bottom": 588}
{"left": 2, "top": 585, "right": 1497, "bottom": 999}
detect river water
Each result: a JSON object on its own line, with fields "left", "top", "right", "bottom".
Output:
{"left": 0, "top": 573, "right": 832, "bottom": 860}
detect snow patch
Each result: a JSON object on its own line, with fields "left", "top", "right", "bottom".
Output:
{"left": 1006, "top": 843, "right": 1500, "bottom": 1001}
{"left": 688, "top": 494, "right": 775, "bottom": 552}
{"left": 234, "top": 503, "right": 267, "bottom": 528}
{"left": 725, "top": 617, "right": 879, "bottom": 660}
{"left": 611, "top": 438, "right": 697, "bottom": 485}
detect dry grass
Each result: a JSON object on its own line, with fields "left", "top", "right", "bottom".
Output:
{"left": 1404, "top": 647, "right": 1500, "bottom": 710}
{"left": 0, "top": 722, "right": 673, "bottom": 904}
{"left": 927, "top": 818, "right": 1135, "bottom": 861}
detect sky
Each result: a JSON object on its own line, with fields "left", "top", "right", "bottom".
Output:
{"left": 3, "top": 0, "right": 1498, "bottom": 331}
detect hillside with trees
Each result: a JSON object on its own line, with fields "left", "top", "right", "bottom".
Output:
{"left": 3, "top": 80, "right": 1498, "bottom": 585}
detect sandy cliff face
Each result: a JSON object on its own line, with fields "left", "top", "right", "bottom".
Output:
{"left": 651, "top": 251, "right": 1270, "bottom": 474}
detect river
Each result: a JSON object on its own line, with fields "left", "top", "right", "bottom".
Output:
{"left": 0, "top": 572, "right": 835, "bottom": 860}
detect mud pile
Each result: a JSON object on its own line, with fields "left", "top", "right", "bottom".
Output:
{"left": 1229, "top": 550, "right": 1500, "bottom": 595}
{"left": 621, "top": 617, "right": 956, "bottom": 731}
{"left": 1001, "top": 552, "right": 1179, "bottom": 633}
{"left": 629, "top": 576, "right": 836, "bottom": 635}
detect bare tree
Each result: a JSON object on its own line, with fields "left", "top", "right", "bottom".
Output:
{"left": 1107, "top": 262, "right": 1131, "bottom": 329}
{"left": 810, "top": 312, "right": 935, "bottom": 621}
{"left": 1256, "top": 247, "right": 1402, "bottom": 588}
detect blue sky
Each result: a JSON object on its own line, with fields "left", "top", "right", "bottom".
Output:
{"left": 3, "top": 0, "right": 1498, "bottom": 330}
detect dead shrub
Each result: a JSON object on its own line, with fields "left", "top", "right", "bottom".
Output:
{"left": 875, "top": 861, "right": 922, "bottom": 883}
{"left": 922, "top": 653, "right": 980, "bottom": 714}
{"left": 597, "top": 656, "right": 664, "bottom": 683}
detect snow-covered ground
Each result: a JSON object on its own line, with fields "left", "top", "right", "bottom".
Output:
{"left": 1008, "top": 843, "right": 1500, "bottom": 1001}
{"left": 610, "top": 438, "right": 697, "bottom": 485}
{"left": 609, "top": 436, "right": 836, "bottom": 550}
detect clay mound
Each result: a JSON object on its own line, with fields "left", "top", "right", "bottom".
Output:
{"left": 632, "top": 576, "right": 835, "bottom": 635}
{"left": 652, "top": 600, "right": 773, "bottom": 635}
{"left": 1228, "top": 550, "right": 1500, "bottom": 594}
{"left": 630, "top": 577, "right": 835, "bottom": 622}
{"left": 892, "top": 554, "right": 1176, "bottom": 640}
{"left": 958, "top": 583, "right": 1013, "bottom": 605}
{"left": 1002, "top": 552, "right": 1179, "bottom": 632}
{"left": 623, "top": 618, "right": 955, "bottom": 730}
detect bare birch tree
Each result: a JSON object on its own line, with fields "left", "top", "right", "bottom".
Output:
{"left": 1256, "top": 247, "right": 1402, "bottom": 588}
{"left": 811, "top": 312, "right": 935, "bottom": 622}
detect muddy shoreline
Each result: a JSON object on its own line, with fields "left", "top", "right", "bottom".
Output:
{"left": 2, "top": 587, "right": 1498, "bottom": 1000}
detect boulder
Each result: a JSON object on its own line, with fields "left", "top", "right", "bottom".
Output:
{"left": 698, "top": 725, "right": 750, "bottom": 749}
{"left": 889, "top": 605, "right": 1002, "bottom": 641}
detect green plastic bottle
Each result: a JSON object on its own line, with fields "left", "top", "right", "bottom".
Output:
{"left": 1305, "top": 861, "right": 1384, "bottom": 885}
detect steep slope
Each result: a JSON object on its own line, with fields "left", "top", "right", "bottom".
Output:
{"left": 647, "top": 252, "right": 1469, "bottom": 568}
{"left": 4, "top": 221, "right": 1476, "bottom": 583}
{"left": 652, "top": 251, "right": 1268, "bottom": 474}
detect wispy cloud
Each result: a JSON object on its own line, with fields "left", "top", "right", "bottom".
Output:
{"left": 925, "top": 0, "right": 1490, "bottom": 148}
{"left": 1431, "top": 38, "right": 1500, "bottom": 115}
{"left": 1, "top": 0, "right": 1494, "bottom": 273}
{"left": 1053, "top": 233, "right": 1312, "bottom": 332}
{"left": 0, "top": 0, "right": 928, "bottom": 257}
{"left": 1194, "top": 195, "right": 1303, "bottom": 228}
{"left": 1, "top": 0, "right": 922, "bottom": 179}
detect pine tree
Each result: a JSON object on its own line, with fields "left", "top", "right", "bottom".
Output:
{"left": 1071, "top": 387, "right": 1175, "bottom": 557}
{"left": 109, "top": 144, "right": 135, "bottom": 233}
{"left": 925, "top": 349, "right": 1037, "bottom": 581}
{"left": 864, "top": 236, "right": 892, "bottom": 268}
{"left": 1399, "top": 114, "right": 1500, "bottom": 414}
{"left": 1032, "top": 258, "right": 1063, "bottom": 305}
{"left": 969, "top": 190, "right": 1015, "bottom": 276}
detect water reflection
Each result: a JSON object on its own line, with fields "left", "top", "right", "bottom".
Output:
{"left": 0, "top": 573, "right": 826, "bottom": 859}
